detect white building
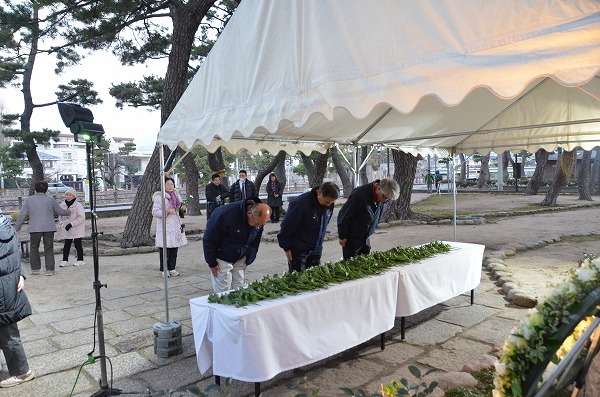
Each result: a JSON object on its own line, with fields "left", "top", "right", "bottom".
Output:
{"left": 17, "top": 134, "right": 152, "bottom": 190}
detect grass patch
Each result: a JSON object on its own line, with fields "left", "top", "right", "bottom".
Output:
{"left": 411, "top": 195, "right": 471, "bottom": 218}
{"left": 561, "top": 234, "right": 600, "bottom": 244}
{"left": 445, "top": 367, "right": 495, "bottom": 397}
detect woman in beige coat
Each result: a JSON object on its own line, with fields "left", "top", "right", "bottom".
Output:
{"left": 58, "top": 188, "right": 86, "bottom": 267}
{"left": 152, "top": 177, "right": 187, "bottom": 277}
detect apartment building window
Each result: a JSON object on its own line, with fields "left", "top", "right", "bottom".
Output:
{"left": 63, "top": 153, "right": 72, "bottom": 160}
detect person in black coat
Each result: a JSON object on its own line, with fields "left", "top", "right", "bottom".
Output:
{"left": 265, "top": 173, "right": 283, "bottom": 223}
{"left": 0, "top": 212, "right": 35, "bottom": 388}
{"left": 229, "top": 170, "right": 257, "bottom": 202}
{"left": 205, "top": 173, "right": 230, "bottom": 220}
{"left": 277, "top": 182, "right": 339, "bottom": 273}
{"left": 203, "top": 198, "right": 271, "bottom": 292}
{"left": 337, "top": 178, "right": 400, "bottom": 260}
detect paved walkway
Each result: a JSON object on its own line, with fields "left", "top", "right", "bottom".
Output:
{"left": 2, "top": 194, "right": 600, "bottom": 396}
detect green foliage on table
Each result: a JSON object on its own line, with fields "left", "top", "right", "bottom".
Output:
{"left": 208, "top": 241, "right": 451, "bottom": 307}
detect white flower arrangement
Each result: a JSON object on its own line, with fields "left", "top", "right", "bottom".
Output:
{"left": 493, "top": 254, "right": 600, "bottom": 397}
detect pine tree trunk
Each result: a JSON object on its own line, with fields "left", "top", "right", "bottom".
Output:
{"left": 274, "top": 157, "right": 287, "bottom": 191}
{"left": 501, "top": 151, "right": 512, "bottom": 182}
{"left": 589, "top": 146, "right": 600, "bottom": 195}
{"left": 458, "top": 154, "right": 466, "bottom": 182}
{"left": 541, "top": 149, "right": 577, "bottom": 206}
{"left": 382, "top": 150, "right": 417, "bottom": 221}
{"left": 577, "top": 149, "right": 593, "bottom": 201}
{"left": 331, "top": 147, "right": 353, "bottom": 197}
{"left": 255, "top": 151, "right": 286, "bottom": 193}
{"left": 524, "top": 148, "right": 549, "bottom": 195}
{"left": 207, "top": 148, "right": 228, "bottom": 188}
{"left": 181, "top": 150, "right": 201, "bottom": 215}
{"left": 121, "top": 145, "right": 164, "bottom": 247}
{"left": 120, "top": 0, "right": 215, "bottom": 247}
{"left": 520, "top": 150, "right": 528, "bottom": 179}
{"left": 476, "top": 155, "right": 490, "bottom": 189}
{"left": 300, "top": 150, "right": 329, "bottom": 187}
{"left": 360, "top": 146, "right": 368, "bottom": 185}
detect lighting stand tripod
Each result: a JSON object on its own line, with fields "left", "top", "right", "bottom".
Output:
{"left": 85, "top": 141, "right": 123, "bottom": 397}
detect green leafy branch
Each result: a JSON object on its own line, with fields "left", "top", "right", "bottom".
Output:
{"left": 208, "top": 241, "right": 451, "bottom": 307}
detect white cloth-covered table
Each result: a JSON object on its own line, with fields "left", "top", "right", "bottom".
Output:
{"left": 392, "top": 241, "right": 485, "bottom": 317}
{"left": 190, "top": 272, "right": 399, "bottom": 382}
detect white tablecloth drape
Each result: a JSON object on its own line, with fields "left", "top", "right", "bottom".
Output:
{"left": 190, "top": 272, "right": 399, "bottom": 382}
{"left": 190, "top": 241, "right": 484, "bottom": 382}
{"left": 393, "top": 241, "right": 484, "bottom": 317}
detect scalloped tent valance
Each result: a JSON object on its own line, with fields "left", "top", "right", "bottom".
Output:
{"left": 157, "top": 0, "right": 600, "bottom": 155}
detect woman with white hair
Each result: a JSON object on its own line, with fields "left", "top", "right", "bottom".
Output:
{"left": 58, "top": 188, "right": 86, "bottom": 267}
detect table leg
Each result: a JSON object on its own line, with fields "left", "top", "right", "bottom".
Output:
{"left": 471, "top": 289, "right": 474, "bottom": 305}
{"left": 380, "top": 332, "right": 385, "bottom": 350}
{"left": 215, "top": 375, "right": 220, "bottom": 386}
{"left": 401, "top": 317, "right": 406, "bottom": 340}
{"left": 255, "top": 382, "right": 260, "bottom": 397}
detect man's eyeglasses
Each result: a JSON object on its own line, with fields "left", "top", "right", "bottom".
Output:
{"left": 376, "top": 186, "right": 390, "bottom": 202}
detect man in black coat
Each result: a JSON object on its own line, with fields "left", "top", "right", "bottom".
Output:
{"left": 203, "top": 198, "right": 271, "bottom": 292}
{"left": 0, "top": 212, "right": 35, "bottom": 388}
{"left": 277, "top": 182, "right": 339, "bottom": 272}
{"left": 205, "top": 173, "right": 230, "bottom": 220}
{"left": 229, "top": 170, "right": 257, "bottom": 202}
{"left": 337, "top": 178, "right": 400, "bottom": 260}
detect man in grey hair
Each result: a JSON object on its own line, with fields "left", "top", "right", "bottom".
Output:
{"left": 337, "top": 178, "right": 400, "bottom": 260}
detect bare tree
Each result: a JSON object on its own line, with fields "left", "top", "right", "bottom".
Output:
{"left": 590, "top": 146, "right": 600, "bottom": 196}
{"left": 577, "top": 149, "right": 593, "bottom": 201}
{"left": 541, "top": 149, "right": 577, "bottom": 206}
{"left": 300, "top": 150, "right": 329, "bottom": 187}
{"left": 207, "top": 148, "right": 229, "bottom": 189}
{"left": 330, "top": 147, "right": 353, "bottom": 197}
{"left": 255, "top": 151, "right": 287, "bottom": 193}
{"left": 382, "top": 149, "right": 418, "bottom": 221}
{"left": 457, "top": 154, "right": 466, "bottom": 182}
{"left": 359, "top": 146, "right": 368, "bottom": 185}
{"left": 524, "top": 148, "right": 549, "bottom": 195}
{"left": 476, "top": 154, "right": 490, "bottom": 189}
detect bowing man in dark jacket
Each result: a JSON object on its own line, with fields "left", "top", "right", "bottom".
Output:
{"left": 277, "top": 182, "right": 339, "bottom": 273}
{"left": 337, "top": 178, "right": 399, "bottom": 260}
{"left": 203, "top": 198, "right": 271, "bottom": 292}
{"left": 0, "top": 211, "right": 35, "bottom": 388}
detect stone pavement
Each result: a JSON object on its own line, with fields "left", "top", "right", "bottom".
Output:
{"left": 2, "top": 193, "right": 600, "bottom": 396}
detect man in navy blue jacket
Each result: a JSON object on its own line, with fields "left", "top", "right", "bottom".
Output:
{"left": 203, "top": 197, "right": 271, "bottom": 292}
{"left": 277, "top": 182, "right": 339, "bottom": 273}
{"left": 337, "top": 178, "right": 400, "bottom": 260}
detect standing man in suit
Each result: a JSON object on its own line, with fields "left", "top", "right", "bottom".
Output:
{"left": 229, "top": 170, "right": 257, "bottom": 203}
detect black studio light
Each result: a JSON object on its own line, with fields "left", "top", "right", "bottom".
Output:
{"left": 57, "top": 102, "right": 105, "bottom": 143}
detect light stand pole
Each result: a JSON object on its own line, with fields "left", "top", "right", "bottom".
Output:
{"left": 57, "top": 103, "right": 128, "bottom": 396}
{"left": 86, "top": 141, "right": 123, "bottom": 397}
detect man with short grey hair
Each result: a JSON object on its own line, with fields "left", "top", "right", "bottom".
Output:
{"left": 337, "top": 178, "right": 400, "bottom": 260}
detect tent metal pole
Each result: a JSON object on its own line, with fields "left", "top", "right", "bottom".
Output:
{"left": 159, "top": 144, "right": 170, "bottom": 323}
{"left": 451, "top": 151, "right": 457, "bottom": 242}
{"left": 353, "top": 145, "right": 359, "bottom": 188}
{"left": 337, "top": 145, "right": 355, "bottom": 170}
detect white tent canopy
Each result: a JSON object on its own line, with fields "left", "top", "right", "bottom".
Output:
{"left": 157, "top": 0, "right": 600, "bottom": 155}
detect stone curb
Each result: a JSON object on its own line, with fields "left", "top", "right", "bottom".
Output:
{"left": 482, "top": 232, "right": 600, "bottom": 308}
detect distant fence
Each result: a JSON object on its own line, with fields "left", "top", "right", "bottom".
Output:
{"left": 0, "top": 183, "right": 313, "bottom": 212}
